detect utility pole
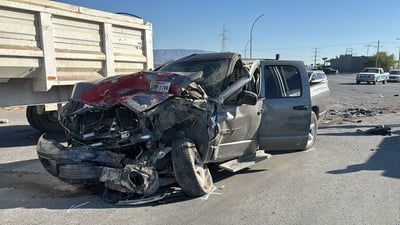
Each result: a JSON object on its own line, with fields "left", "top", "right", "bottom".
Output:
{"left": 364, "top": 44, "right": 372, "bottom": 56}
{"left": 312, "top": 48, "right": 320, "bottom": 68}
{"left": 397, "top": 37, "right": 400, "bottom": 69}
{"left": 397, "top": 46, "right": 400, "bottom": 69}
{"left": 375, "top": 40, "right": 380, "bottom": 67}
{"left": 219, "top": 25, "right": 229, "bottom": 52}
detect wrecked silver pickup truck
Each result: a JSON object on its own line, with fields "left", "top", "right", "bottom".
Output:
{"left": 37, "top": 52, "right": 322, "bottom": 202}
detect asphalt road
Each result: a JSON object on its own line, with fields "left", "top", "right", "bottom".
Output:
{"left": 1, "top": 74, "right": 400, "bottom": 225}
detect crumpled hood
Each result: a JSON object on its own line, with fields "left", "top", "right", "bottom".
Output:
{"left": 73, "top": 71, "right": 203, "bottom": 113}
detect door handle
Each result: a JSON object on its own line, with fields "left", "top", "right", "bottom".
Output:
{"left": 293, "top": 105, "right": 309, "bottom": 110}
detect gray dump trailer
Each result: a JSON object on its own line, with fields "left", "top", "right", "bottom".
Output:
{"left": 0, "top": 0, "right": 153, "bottom": 132}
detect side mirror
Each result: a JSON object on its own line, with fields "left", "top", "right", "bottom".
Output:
{"left": 239, "top": 90, "right": 258, "bottom": 105}
{"left": 310, "top": 79, "right": 319, "bottom": 85}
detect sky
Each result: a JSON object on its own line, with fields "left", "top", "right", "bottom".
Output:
{"left": 57, "top": 0, "right": 400, "bottom": 65}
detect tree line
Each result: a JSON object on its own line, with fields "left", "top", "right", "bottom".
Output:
{"left": 366, "top": 52, "right": 396, "bottom": 69}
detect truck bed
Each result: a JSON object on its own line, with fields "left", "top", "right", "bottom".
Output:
{"left": 0, "top": 0, "right": 153, "bottom": 107}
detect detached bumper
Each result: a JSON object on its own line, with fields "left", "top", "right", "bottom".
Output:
{"left": 36, "top": 134, "right": 123, "bottom": 184}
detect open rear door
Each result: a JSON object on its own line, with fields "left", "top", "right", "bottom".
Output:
{"left": 258, "top": 60, "right": 311, "bottom": 150}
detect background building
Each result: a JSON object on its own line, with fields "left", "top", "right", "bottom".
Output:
{"left": 329, "top": 55, "right": 367, "bottom": 73}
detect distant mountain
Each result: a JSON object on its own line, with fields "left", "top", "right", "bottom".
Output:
{"left": 153, "top": 49, "right": 213, "bottom": 67}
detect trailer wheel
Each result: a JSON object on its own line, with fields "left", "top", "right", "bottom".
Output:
{"left": 171, "top": 138, "right": 213, "bottom": 197}
{"left": 26, "top": 106, "right": 63, "bottom": 133}
{"left": 305, "top": 111, "right": 318, "bottom": 149}
{"left": 26, "top": 106, "right": 41, "bottom": 131}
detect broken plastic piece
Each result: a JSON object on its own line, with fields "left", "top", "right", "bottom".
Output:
{"left": 116, "top": 193, "right": 167, "bottom": 206}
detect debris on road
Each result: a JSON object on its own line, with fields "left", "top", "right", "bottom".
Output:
{"left": 325, "top": 107, "right": 399, "bottom": 125}
{"left": 116, "top": 193, "right": 168, "bottom": 206}
{"left": 342, "top": 108, "right": 382, "bottom": 117}
{"left": 326, "top": 108, "right": 393, "bottom": 124}
{"left": 357, "top": 125, "right": 392, "bottom": 136}
{"left": 342, "top": 119, "right": 363, "bottom": 123}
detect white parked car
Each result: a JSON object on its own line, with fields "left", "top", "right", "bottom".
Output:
{"left": 388, "top": 69, "right": 400, "bottom": 82}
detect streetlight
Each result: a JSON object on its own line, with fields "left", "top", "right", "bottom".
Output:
{"left": 250, "top": 14, "right": 264, "bottom": 59}
{"left": 243, "top": 40, "right": 250, "bottom": 58}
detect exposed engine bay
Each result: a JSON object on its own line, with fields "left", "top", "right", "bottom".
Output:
{"left": 37, "top": 71, "right": 216, "bottom": 200}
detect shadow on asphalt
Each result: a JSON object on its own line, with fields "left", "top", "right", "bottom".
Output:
{"left": 336, "top": 82, "right": 359, "bottom": 85}
{"left": 0, "top": 158, "right": 266, "bottom": 209}
{"left": 318, "top": 123, "right": 400, "bottom": 136}
{"left": 0, "top": 125, "right": 64, "bottom": 147}
{"left": 326, "top": 135, "right": 400, "bottom": 179}
{"left": 209, "top": 164, "right": 267, "bottom": 183}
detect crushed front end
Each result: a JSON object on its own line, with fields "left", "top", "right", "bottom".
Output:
{"left": 37, "top": 71, "right": 216, "bottom": 198}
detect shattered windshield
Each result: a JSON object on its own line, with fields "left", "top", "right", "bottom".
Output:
{"left": 157, "top": 59, "right": 230, "bottom": 96}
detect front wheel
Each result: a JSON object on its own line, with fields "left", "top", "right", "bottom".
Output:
{"left": 171, "top": 138, "right": 213, "bottom": 197}
{"left": 305, "top": 111, "right": 318, "bottom": 149}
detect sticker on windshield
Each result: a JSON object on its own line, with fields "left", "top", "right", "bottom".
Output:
{"left": 150, "top": 81, "right": 171, "bottom": 93}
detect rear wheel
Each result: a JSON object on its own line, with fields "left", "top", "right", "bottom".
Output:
{"left": 26, "top": 106, "right": 41, "bottom": 131}
{"left": 305, "top": 111, "right": 318, "bottom": 149}
{"left": 171, "top": 138, "right": 213, "bottom": 197}
{"left": 26, "top": 106, "right": 63, "bottom": 133}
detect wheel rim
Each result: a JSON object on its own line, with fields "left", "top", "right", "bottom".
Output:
{"left": 45, "top": 111, "right": 59, "bottom": 123}
{"left": 307, "top": 120, "right": 316, "bottom": 146}
{"left": 171, "top": 139, "right": 214, "bottom": 196}
{"left": 193, "top": 151, "right": 212, "bottom": 189}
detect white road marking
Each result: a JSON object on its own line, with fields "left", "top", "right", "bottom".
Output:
{"left": 198, "top": 186, "right": 221, "bottom": 200}
{"left": 67, "top": 201, "right": 90, "bottom": 213}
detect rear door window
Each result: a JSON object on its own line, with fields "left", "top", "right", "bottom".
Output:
{"left": 264, "top": 65, "right": 302, "bottom": 98}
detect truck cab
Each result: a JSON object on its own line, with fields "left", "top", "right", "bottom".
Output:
{"left": 356, "top": 67, "right": 389, "bottom": 84}
{"left": 158, "top": 53, "right": 314, "bottom": 155}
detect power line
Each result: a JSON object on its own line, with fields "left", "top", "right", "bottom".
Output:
{"left": 255, "top": 41, "right": 395, "bottom": 52}
{"left": 219, "top": 24, "right": 229, "bottom": 52}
